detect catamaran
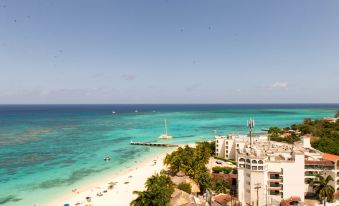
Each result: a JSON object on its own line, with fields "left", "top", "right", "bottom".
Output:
{"left": 159, "top": 119, "right": 173, "bottom": 139}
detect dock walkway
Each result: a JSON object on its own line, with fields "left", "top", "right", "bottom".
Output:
{"left": 130, "top": 141, "right": 179, "bottom": 147}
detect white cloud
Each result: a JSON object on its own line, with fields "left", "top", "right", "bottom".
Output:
{"left": 271, "top": 82, "right": 288, "bottom": 89}
{"left": 122, "top": 74, "right": 136, "bottom": 81}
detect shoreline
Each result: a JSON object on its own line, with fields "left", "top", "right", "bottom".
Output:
{"left": 47, "top": 148, "right": 175, "bottom": 206}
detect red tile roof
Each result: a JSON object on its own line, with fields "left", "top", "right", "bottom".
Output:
{"left": 305, "top": 160, "right": 334, "bottom": 166}
{"left": 323, "top": 153, "right": 339, "bottom": 162}
{"left": 335, "top": 191, "right": 339, "bottom": 199}
{"left": 281, "top": 196, "right": 301, "bottom": 206}
{"left": 214, "top": 194, "right": 234, "bottom": 204}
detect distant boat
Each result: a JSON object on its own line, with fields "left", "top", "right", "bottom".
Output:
{"left": 159, "top": 119, "right": 173, "bottom": 139}
{"left": 135, "top": 109, "right": 139, "bottom": 113}
{"left": 104, "top": 156, "right": 110, "bottom": 161}
{"left": 112, "top": 111, "right": 116, "bottom": 114}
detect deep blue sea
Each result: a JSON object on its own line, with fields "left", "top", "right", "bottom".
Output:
{"left": 0, "top": 104, "right": 338, "bottom": 205}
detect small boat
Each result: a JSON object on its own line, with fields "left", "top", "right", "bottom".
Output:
{"left": 112, "top": 111, "right": 116, "bottom": 114}
{"left": 134, "top": 109, "right": 139, "bottom": 113}
{"left": 104, "top": 156, "right": 110, "bottom": 161}
{"left": 159, "top": 119, "right": 173, "bottom": 139}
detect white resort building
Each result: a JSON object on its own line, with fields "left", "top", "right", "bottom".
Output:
{"left": 215, "top": 134, "right": 339, "bottom": 206}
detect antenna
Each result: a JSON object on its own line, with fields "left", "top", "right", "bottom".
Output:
{"left": 247, "top": 118, "right": 255, "bottom": 149}
{"left": 254, "top": 183, "right": 261, "bottom": 206}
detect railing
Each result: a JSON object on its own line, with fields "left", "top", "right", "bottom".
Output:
{"left": 305, "top": 173, "right": 318, "bottom": 176}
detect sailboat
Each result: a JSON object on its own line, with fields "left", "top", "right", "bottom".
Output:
{"left": 159, "top": 119, "right": 173, "bottom": 139}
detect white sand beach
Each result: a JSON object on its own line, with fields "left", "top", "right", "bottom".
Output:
{"left": 48, "top": 151, "right": 171, "bottom": 206}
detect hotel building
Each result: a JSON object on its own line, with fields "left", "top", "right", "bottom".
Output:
{"left": 215, "top": 135, "right": 339, "bottom": 206}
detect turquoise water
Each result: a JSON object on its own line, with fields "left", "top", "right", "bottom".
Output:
{"left": 0, "top": 104, "right": 338, "bottom": 205}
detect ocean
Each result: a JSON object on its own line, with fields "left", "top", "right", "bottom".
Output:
{"left": 0, "top": 104, "right": 338, "bottom": 205}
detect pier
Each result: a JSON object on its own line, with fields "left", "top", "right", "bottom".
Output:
{"left": 130, "top": 141, "right": 179, "bottom": 147}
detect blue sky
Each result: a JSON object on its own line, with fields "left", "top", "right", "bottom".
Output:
{"left": 0, "top": 0, "right": 339, "bottom": 104}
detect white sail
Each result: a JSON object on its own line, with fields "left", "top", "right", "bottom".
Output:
{"left": 159, "top": 119, "right": 173, "bottom": 139}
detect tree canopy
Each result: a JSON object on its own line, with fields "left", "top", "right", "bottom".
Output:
{"left": 164, "top": 142, "right": 212, "bottom": 193}
{"left": 212, "top": 178, "right": 230, "bottom": 194}
{"left": 268, "top": 115, "right": 339, "bottom": 155}
{"left": 130, "top": 173, "right": 174, "bottom": 206}
{"left": 310, "top": 174, "right": 335, "bottom": 203}
{"left": 335, "top": 110, "right": 339, "bottom": 118}
{"left": 177, "top": 182, "right": 192, "bottom": 194}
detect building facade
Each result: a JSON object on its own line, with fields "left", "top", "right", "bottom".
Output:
{"left": 215, "top": 135, "right": 339, "bottom": 205}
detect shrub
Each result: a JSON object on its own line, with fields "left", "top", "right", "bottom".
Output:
{"left": 212, "top": 166, "right": 234, "bottom": 174}
{"left": 177, "top": 182, "right": 191, "bottom": 194}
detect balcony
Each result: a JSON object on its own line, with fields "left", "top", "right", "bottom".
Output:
{"left": 305, "top": 173, "right": 318, "bottom": 177}
{"left": 305, "top": 165, "right": 335, "bottom": 170}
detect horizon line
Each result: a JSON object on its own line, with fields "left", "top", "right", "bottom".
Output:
{"left": 1, "top": 103, "right": 339, "bottom": 105}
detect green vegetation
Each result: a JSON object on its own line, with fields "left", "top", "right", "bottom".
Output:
{"left": 270, "top": 133, "right": 300, "bottom": 144}
{"left": 208, "top": 141, "right": 216, "bottom": 155}
{"left": 177, "top": 182, "right": 192, "bottom": 194}
{"left": 268, "top": 115, "right": 339, "bottom": 155}
{"left": 309, "top": 175, "right": 335, "bottom": 203}
{"left": 335, "top": 110, "right": 339, "bottom": 118}
{"left": 294, "top": 118, "right": 339, "bottom": 155}
{"left": 268, "top": 127, "right": 301, "bottom": 144}
{"left": 212, "top": 178, "right": 230, "bottom": 194}
{"left": 164, "top": 142, "right": 212, "bottom": 193}
{"left": 212, "top": 166, "right": 236, "bottom": 174}
{"left": 130, "top": 173, "right": 174, "bottom": 206}
{"left": 214, "top": 156, "right": 236, "bottom": 165}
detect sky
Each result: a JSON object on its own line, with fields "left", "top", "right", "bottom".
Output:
{"left": 0, "top": 0, "right": 339, "bottom": 104}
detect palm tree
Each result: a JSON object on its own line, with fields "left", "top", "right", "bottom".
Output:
{"left": 130, "top": 173, "right": 174, "bottom": 206}
{"left": 213, "top": 179, "right": 230, "bottom": 194}
{"left": 310, "top": 174, "right": 335, "bottom": 205}
{"left": 130, "top": 191, "right": 153, "bottom": 206}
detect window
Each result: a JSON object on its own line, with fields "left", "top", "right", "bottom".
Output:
{"left": 270, "top": 182, "right": 279, "bottom": 187}
{"left": 269, "top": 190, "right": 279, "bottom": 195}
{"left": 252, "top": 166, "right": 257, "bottom": 170}
{"left": 237, "top": 144, "right": 239, "bottom": 147}
{"left": 252, "top": 160, "right": 257, "bottom": 164}
{"left": 239, "top": 164, "right": 245, "bottom": 168}
{"left": 247, "top": 181, "right": 250, "bottom": 185}
{"left": 226, "top": 146, "right": 228, "bottom": 149}
{"left": 270, "top": 174, "right": 280, "bottom": 179}
{"left": 258, "top": 160, "right": 263, "bottom": 164}
{"left": 246, "top": 159, "right": 251, "bottom": 163}
{"left": 239, "top": 158, "right": 245, "bottom": 162}
{"left": 246, "top": 173, "right": 251, "bottom": 177}
{"left": 246, "top": 165, "right": 250, "bottom": 169}
{"left": 226, "top": 141, "right": 228, "bottom": 145}
{"left": 258, "top": 166, "right": 263, "bottom": 170}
